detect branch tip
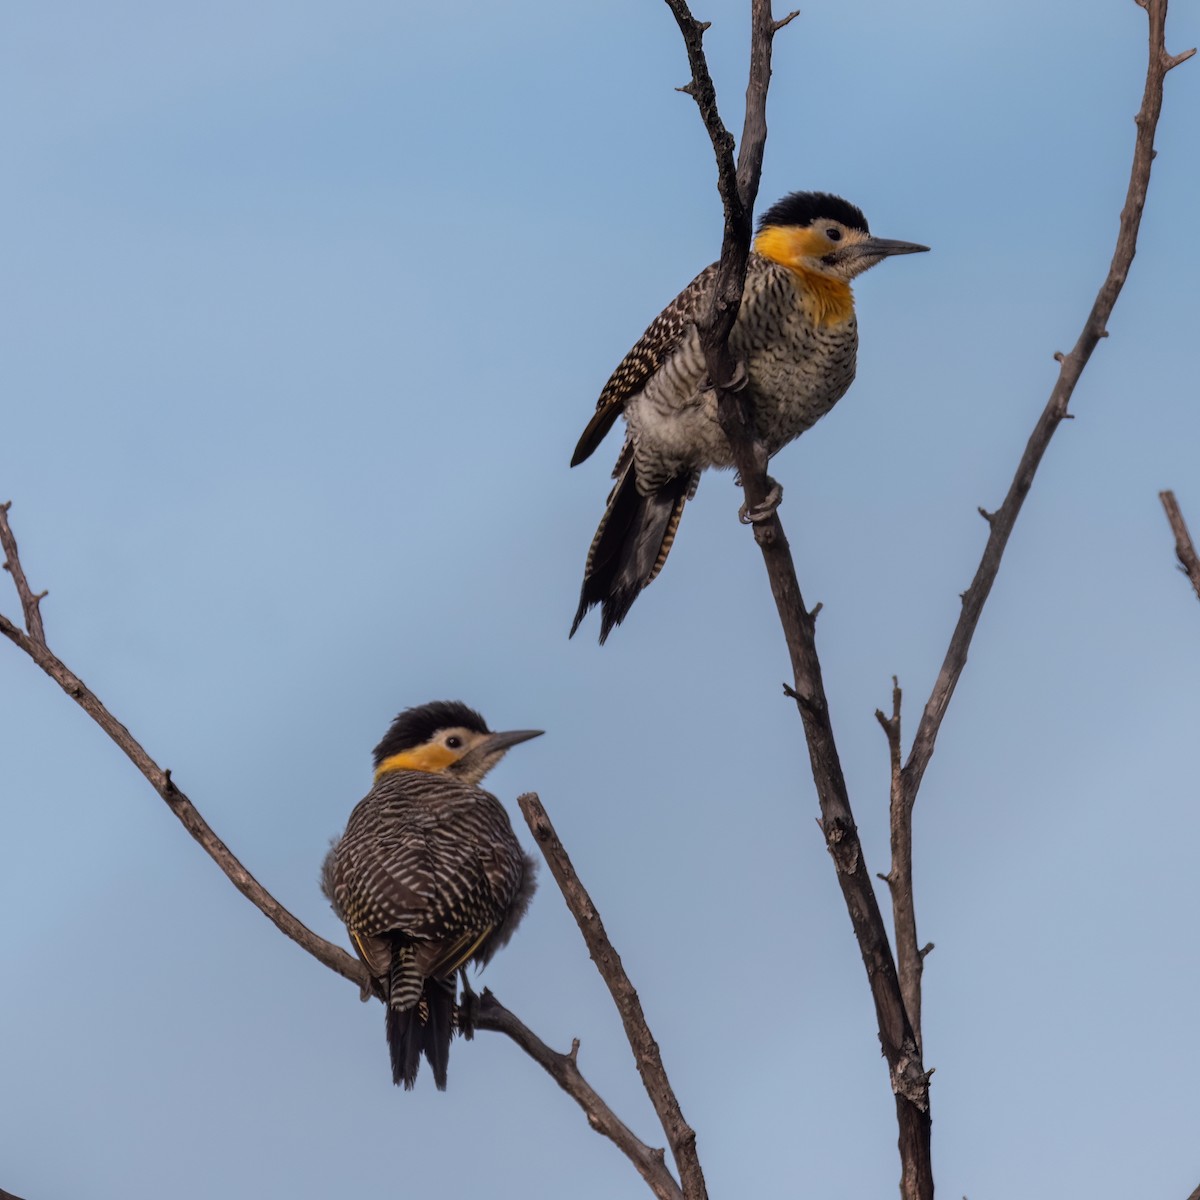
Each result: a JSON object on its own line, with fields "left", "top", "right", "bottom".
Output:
{"left": 977, "top": 506, "right": 994, "bottom": 524}
{"left": 773, "top": 10, "right": 801, "bottom": 32}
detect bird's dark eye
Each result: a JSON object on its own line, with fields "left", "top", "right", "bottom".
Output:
{"left": 825, "top": 227, "right": 842, "bottom": 242}
{"left": 446, "top": 735, "right": 463, "bottom": 749}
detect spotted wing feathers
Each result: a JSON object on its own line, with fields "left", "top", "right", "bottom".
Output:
{"left": 571, "top": 261, "right": 718, "bottom": 467}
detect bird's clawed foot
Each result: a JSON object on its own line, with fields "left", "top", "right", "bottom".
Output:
{"left": 739, "top": 476, "right": 783, "bottom": 524}
{"left": 703, "top": 358, "right": 749, "bottom": 397}
{"left": 722, "top": 358, "right": 749, "bottom": 393}
{"left": 456, "top": 968, "right": 479, "bottom": 1040}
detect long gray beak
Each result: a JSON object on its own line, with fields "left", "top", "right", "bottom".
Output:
{"left": 482, "top": 729, "right": 545, "bottom": 754}
{"left": 852, "top": 236, "right": 930, "bottom": 259}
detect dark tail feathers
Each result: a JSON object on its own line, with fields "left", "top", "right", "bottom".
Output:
{"left": 386, "top": 977, "right": 456, "bottom": 1090}
{"left": 570, "top": 460, "right": 694, "bottom": 643}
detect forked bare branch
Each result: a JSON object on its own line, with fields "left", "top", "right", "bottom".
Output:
{"left": 475, "top": 992, "right": 683, "bottom": 1200}
{"left": 663, "top": 2, "right": 934, "bottom": 1194}
{"left": 0, "top": 504, "right": 682, "bottom": 1200}
{"left": 661, "top": 0, "right": 1190, "bottom": 1196}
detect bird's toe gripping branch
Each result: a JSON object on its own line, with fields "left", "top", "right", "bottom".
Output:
{"left": 738, "top": 475, "right": 784, "bottom": 525}
{"left": 456, "top": 967, "right": 480, "bottom": 1041}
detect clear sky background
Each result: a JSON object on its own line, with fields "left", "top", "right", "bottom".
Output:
{"left": 2, "top": 3, "right": 1198, "bottom": 1198}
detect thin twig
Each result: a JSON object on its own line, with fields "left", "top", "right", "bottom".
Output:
{"left": 0, "top": 510, "right": 677, "bottom": 1199}
{"left": 900, "top": 0, "right": 1195, "bottom": 809}
{"left": 664, "top": 3, "right": 934, "bottom": 1196}
{"left": 875, "top": 678, "right": 925, "bottom": 1054}
{"left": 0, "top": 502, "right": 47, "bottom": 645}
{"left": 517, "top": 793, "right": 706, "bottom": 1200}
{"left": 475, "top": 990, "right": 684, "bottom": 1200}
{"left": 1159, "top": 491, "right": 1200, "bottom": 602}
{"left": 0, "top": 606, "right": 367, "bottom": 989}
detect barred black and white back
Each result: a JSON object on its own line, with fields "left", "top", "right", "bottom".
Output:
{"left": 323, "top": 769, "right": 537, "bottom": 1089}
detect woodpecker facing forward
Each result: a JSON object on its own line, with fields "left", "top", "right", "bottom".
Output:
{"left": 570, "top": 191, "right": 929, "bottom": 642}
{"left": 322, "top": 701, "right": 540, "bottom": 1090}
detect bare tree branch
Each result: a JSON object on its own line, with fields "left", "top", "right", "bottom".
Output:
{"left": 475, "top": 991, "right": 683, "bottom": 1200}
{"left": 663, "top": 4, "right": 934, "bottom": 1195}
{"left": 0, "top": 509, "right": 673, "bottom": 1200}
{"left": 1183, "top": 1181, "right": 1200, "bottom": 1200}
{"left": 0, "top": 598, "right": 367, "bottom": 991}
{"left": 0, "top": 502, "right": 47, "bottom": 646}
{"left": 661, "top": 2, "right": 1191, "bottom": 1196}
{"left": 1159, "top": 490, "right": 1200, "bottom": 602}
{"left": 899, "top": 0, "right": 1195, "bottom": 809}
{"left": 517, "top": 792, "right": 706, "bottom": 1200}
{"left": 875, "top": 678, "right": 928, "bottom": 1054}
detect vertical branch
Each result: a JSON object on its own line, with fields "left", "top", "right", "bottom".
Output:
{"left": 517, "top": 793, "right": 707, "bottom": 1200}
{"left": 0, "top": 502, "right": 47, "bottom": 645}
{"left": 875, "top": 679, "right": 929, "bottom": 1053}
{"left": 1159, "top": 491, "right": 1200, "bottom": 602}
{"left": 663, "top": 4, "right": 934, "bottom": 1197}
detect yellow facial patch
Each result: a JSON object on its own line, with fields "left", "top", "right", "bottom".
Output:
{"left": 375, "top": 743, "right": 459, "bottom": 778}
{"left": 753, "top": 225, "right": 855, "bottom": 327}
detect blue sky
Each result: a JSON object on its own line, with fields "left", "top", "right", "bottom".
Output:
{"left": 2, "top": 2, "right": 1198, "bottom": 1197}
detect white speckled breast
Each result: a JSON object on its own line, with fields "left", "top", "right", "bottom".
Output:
{"left": 625, "top": 259, "right": 858, "bottom": 492}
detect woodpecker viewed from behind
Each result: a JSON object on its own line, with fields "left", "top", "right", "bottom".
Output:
{"left": 570, "top": 191, "right": 929, "bottom": 643}
{"left": 322, "top": 700, "right": 540, "bottom": 1090}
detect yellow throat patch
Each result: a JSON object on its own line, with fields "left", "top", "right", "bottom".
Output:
{"left": 375, "top": 743, "right": 458, "bottom": 778}
{"left": 753, "top": 226, "right": 855, "bottom": 327}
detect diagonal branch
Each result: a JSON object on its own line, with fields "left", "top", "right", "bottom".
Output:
{"left": 0, "top": 602, "right": 367, "bottom": 990}
{"left": 899, "top": 0, "right": 1195, "bottom": 810}
{"left": 517, "top": 793, "right": 705, "bottom": 1200}
{"left": 0, "top": 508, "right": 678, "bottom": 1200}
{"left": 664, "top": 3, "right": 933, "bottom": 1196}
{"left": 1159, "top": 490, "right": 1200, "bottom": 602}
{"left": 475, "top": 990, "right": 684, "bottom": 1200}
